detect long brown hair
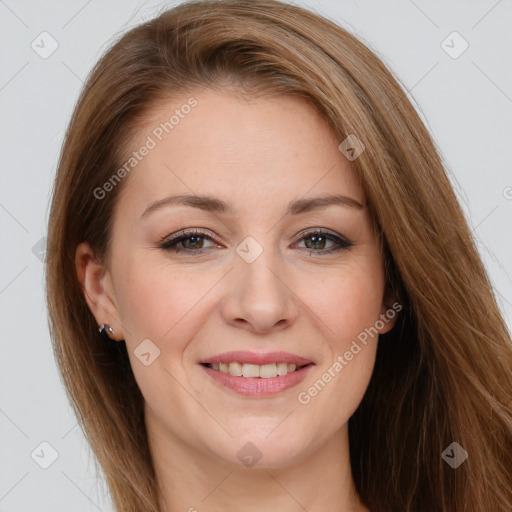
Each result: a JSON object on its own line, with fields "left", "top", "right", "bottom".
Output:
{"left": 45, "top": 1, "right": 512, "bottom": 510}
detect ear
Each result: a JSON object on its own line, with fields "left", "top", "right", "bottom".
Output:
{"left": 75, "top": 241, "right": 125, "bottom": 341}
{"left": 377, "top": 289, "right": 400, "bottom": 335}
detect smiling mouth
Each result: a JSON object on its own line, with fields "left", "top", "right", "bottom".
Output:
{"left": 200, "top": 362, "right": 312, "bottom": 378}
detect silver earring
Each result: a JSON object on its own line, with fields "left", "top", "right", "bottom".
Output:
{"left": 99, "top": 323, "right": 115, "bottom": 340}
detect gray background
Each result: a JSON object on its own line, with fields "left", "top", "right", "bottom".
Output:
{"left": 1, "top": 0, "right": 511, "bottom": 510}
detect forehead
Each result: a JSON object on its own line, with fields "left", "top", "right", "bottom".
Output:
{"left": 116, "top": 88, "right": 364, "bottom": 217}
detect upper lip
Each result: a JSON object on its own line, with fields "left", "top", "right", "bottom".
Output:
{"left": 198, "top": 351, "right": 313, "bottom": 367}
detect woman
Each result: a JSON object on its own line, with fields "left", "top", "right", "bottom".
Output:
{"left": 45, "top": 0, "right": 512, "bottom": 511}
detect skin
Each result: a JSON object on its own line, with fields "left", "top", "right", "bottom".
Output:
{"left": 76, "top": 87, "right": 396, "bottom": 512}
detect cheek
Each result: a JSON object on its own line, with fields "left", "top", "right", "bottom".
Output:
{"left": 112, "top": 264, "right": 211, "bottom": 413}
{"left": 329, "top": 284, "right": 382, "bottom": 341}
{"left": 294, "top": 267, "right": 382, "bottom": 425}
{"left": 114, "top": 260, "right": 211, "bottom": 342}
{"left": 310, "top": 262, "right": 384, "bottom": 345}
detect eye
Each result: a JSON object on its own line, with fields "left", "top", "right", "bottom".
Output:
{"left": 158, "top": 228, "right": 220, "bottom": 255}
{"left": 159, "top": 227, "right": 353, "bottom": 256}
{"left": 293, "top": 229, "right": 354, "bottom": 255}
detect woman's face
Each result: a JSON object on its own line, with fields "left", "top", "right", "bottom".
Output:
{"left": 77, "top": 87, "right": 396, "bottom": 468}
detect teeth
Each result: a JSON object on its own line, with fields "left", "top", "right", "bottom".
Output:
{"left": 207, "top": 361, "right": 302, "bottom": 378}
{"left": 229, "top": 362, "right": 243, "bottom": 376}
{"left": 242, "top": 363, "right": 261, "bottom": 378}
{"left": 277, "top": 362, "right": 288, "bottom": 375}
{"left": 259, "top": 363, "right": 277, "bottom": 378}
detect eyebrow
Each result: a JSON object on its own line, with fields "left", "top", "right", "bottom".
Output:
{"left": 140, "top": 193, "right": 364, "bottom": 219}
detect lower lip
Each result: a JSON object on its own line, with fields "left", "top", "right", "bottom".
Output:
{"left": 199, "top": 363, "right": 314, "bottom": 397}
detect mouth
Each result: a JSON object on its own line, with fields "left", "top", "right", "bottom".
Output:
{"left": 199, "top": 361, "right": 312, "bottom": 378}
{"left": 197, "top": 351, "right": 315, "bottom": 397}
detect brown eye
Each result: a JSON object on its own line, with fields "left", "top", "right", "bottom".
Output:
{"left": 294, "top": 230, "right": 353, "bottom": 255}
{"left": 159, "top": 229, "right": 219, "bottom": 254}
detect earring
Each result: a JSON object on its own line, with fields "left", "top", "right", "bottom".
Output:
{"left": 99, "top": 323, "right": 115, "bottom": 340}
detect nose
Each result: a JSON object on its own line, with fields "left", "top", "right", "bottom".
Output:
{"left": 221, "top": 245, "right": 299, "bottom": 334}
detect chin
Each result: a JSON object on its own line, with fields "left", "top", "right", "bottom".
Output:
{"left": 212, "top": 429, "right": 311, "bottom": 469}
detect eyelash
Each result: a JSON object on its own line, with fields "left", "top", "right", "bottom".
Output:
{"left": 158, "top": 228, "right": 354, "bottom": 256}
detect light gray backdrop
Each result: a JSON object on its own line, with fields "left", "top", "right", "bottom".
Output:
{"left": 1, "top": 0, "right": 511, "bottom": 510}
